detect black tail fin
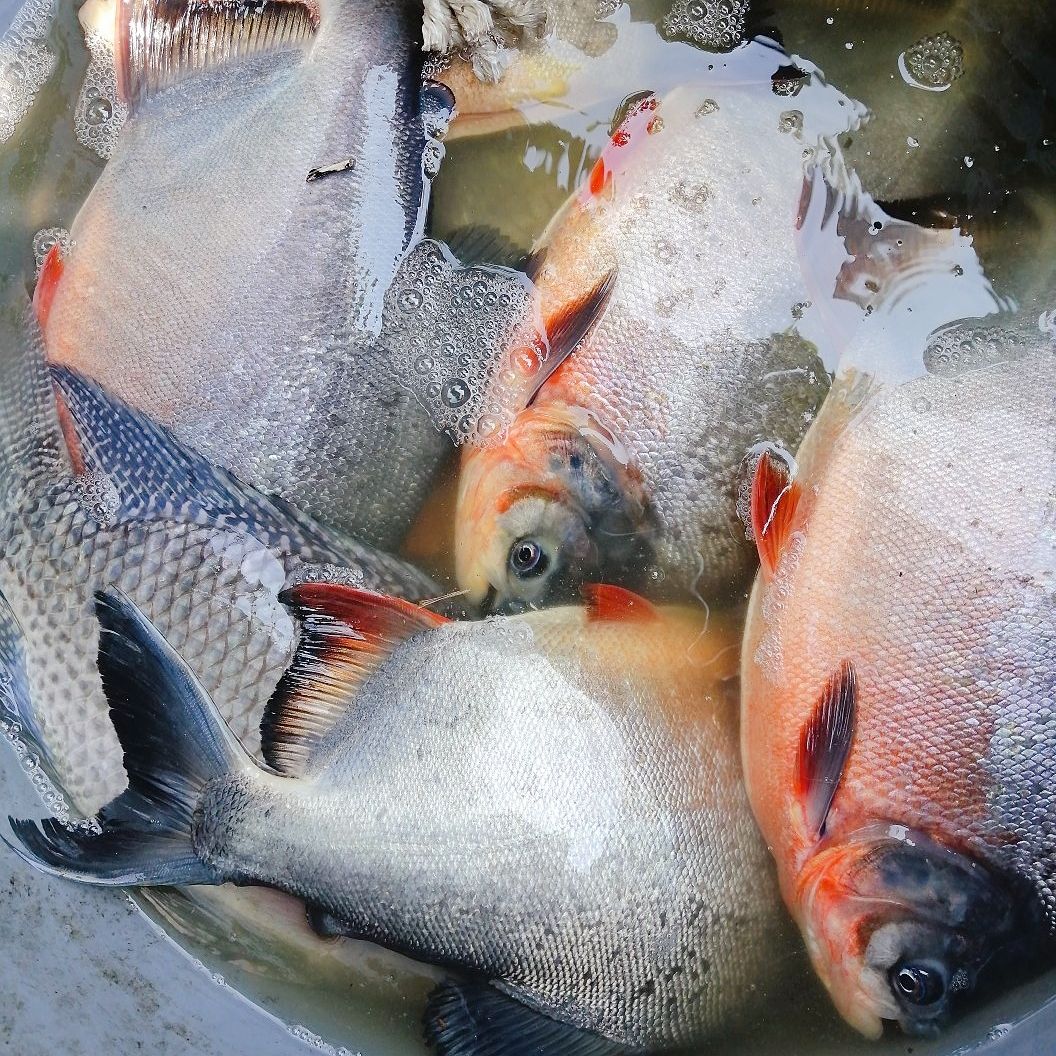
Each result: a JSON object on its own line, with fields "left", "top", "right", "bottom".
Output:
{"left": 5, "top": 591, "right": 254, "bottom": 886}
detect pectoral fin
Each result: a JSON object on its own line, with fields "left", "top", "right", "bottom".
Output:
{"left": 424, "top": 981, "right": 635, "bottom": 1056}
{"left": 795, "top": 660, "right": 858, "bottom": 839}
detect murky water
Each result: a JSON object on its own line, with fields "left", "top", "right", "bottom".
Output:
{"left": 1, "top": 0, "right": 1055, "bottom": 1054}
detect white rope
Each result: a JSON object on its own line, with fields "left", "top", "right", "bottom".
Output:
{"left": 421, "top": 0, "right": 548, "bottom": 81}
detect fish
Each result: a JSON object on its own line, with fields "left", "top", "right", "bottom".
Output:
{"left": 0, "top": 302, "right": 435, "bottom": 814}
{"left": 39, "top": 0, "right": 477, "bottom": 552}
{"left": 452, "top": 52, "right": 856, "bottom": 614}
{"left": 8, "top": 581, "right": 796, "bottom": 1054}
{"left": 739, "top": 335, "right": 1056, "bottom": 1038}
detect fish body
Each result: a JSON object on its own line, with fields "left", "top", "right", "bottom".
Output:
{"left": 0, "top": 311, "right": 434, "bottom": 812}
{"left": 740, "top": 341, "right": 1056, "bottom": 1037}
{"left": 12, "top": 584, "right": 792, "bottom": 1052}
{"left": 454, "top": 62, "right": 849, "bottom": 613}
{"left": 42, "top": 0, "right": 456, "bottom": 549}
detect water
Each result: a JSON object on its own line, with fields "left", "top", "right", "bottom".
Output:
{"left": 0, "top": 0, "right": 1055, "bottom": 1053}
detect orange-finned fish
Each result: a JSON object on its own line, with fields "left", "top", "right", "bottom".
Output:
{"left": 740, "top": 332, "right": 1056, "bottom": 1038}
{"left": 452, "top": 46, "right": 865, "bottom": 614}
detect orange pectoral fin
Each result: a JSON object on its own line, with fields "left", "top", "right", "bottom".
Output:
{"left": 795, "top": 661, "right": 858, "bottom": 840}
{"left": 750, "top": 449, "right": 802, "bottom": 578}
{"left": 583, "top": 583, "right": 660, "bottom": 623}
{"left": 580, "top": 92, "right": 661, "bottom": 206}
{"left": 33, "top": 244, "right": 65, "bottom": 332}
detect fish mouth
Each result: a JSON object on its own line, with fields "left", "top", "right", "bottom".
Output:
{"left": 479, "top": 584, "right": 499, "bottom": 616}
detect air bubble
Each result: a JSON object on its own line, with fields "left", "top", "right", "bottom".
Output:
{"left": 440, "top": 378, "right": 471, "bottom": 408}
{"left": 964, "top": 155, "right": 974, "bottom": 168}
{"left": 778, "top": 110, "right": 804, "bottom": 135}
{"left": 422, "top": 140, "right": 444, "bottom": 179}
{"left": 695, "top": 98, "right": 719, "bottom": 117}
{"left": 398, "top": 288, "right": 424, "bottom": 312}
{"left": 906, "top": 136, "right": 919, "bottom": 149}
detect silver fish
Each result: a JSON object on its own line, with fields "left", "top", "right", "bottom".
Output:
{"left": 9, "top": 583, "right": 795, "bottom": 1054}
{"left": 0, "top": 306, "right": 434, "bottom": 813}
{"left": 40, "top": 0, "right": 461, "bottom": 550}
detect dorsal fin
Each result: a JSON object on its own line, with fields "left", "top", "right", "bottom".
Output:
{"left": 583, "top": 584, "right": 660, "bottom": 623}
{"left": 795, "top": 661, "right": 857, "bottom": 839}
{"left": 262, "top": 584, "right": 449, "bottom": 775}
{"left": 750, "top": 450, "right": 802, "bottom": 578}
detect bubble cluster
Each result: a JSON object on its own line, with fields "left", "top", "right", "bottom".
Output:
{"left": 75, "top": 32, "right": 128, "bottom": 160}
{"left": 899, "top": 31, "right": 964, "bottom": 93}
{"left": 32, "top": 225, "right": 69, "bottom": 273}
{"left": 663, "top": 0, "right": 747, "bottom": 51}
{"left": 0, "top": 713, "right": 72, "bottom": 822}
{"left": 379, "top": 239, "right": 544, "bottom": 447}
{"left": 923, "top": 322, "right": 1042, "bottom": 377}
{"left": 73, "top": 472, "right": 121, "bottom": 526}
{"left": 287, "top": 1024, "right": 359, "bottom": 1056}
{"left": 287, "top": 562, "right": 367, "bottom": 589}
{"left": 0, "top": 0, "right": 57, "bottom": 143}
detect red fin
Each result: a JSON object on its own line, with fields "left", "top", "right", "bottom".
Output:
{"left": 52, "top": 386, "right": 87, "bottom": 476}
{"left": 262, "top": 586, "right": 448, "bottom": 776}
{"left": 751, "top": 450, "right": 802, "bottom": 578}
{"left": 583, "top": 584, "right": 660, "bottom": 623}
{"left": 580, "top": 93, "right": 660, "bottom": 205}
{"left": 795, "top": 661, "right": 857, "bottom": 839}
{"left": 33, "top": 244, "right": 65, "bottom": 332}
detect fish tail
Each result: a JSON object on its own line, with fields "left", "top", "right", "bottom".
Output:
{"left": 5, "top": 591, "right": 254, "bottom": 886}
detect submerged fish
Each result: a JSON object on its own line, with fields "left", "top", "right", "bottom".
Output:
{"left": 9, "top": 583, "right": 794, "bottom": 1053}
{"left": 39, "top": 0, "right": 464, "bottom": 550}
{"left": 0, "top": 308, "right": 434, "bottom": 812}
{"left": 740, "top": 340, "right": 1056, "bottom": 1037}
{"left": 453, "top": 57, "right": 850, "bottom": 614}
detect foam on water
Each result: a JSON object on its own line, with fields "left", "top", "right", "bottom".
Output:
{"left": 74, "top": 31, "right": 127, "bottom": 159}
{"left": 0, "top": 0, "right": 56, "bottom": 143}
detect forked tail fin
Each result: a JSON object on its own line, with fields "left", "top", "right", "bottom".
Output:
{"left": 5, "top": 591, "right": 253, "bottom": 886}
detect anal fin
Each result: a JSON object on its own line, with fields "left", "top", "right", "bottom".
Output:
{"left": 424, "top": 981, "right": 634, "bottom": 1056}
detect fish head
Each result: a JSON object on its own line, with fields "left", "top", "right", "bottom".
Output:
{"left": 455, "top": 407, "right": 648, "bottom": 615}
{"left": 795, "top": 831, "right": 1030, "bottom": 1039}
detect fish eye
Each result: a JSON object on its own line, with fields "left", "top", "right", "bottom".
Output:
{"left": 890, "top": 962, "right": 947, "bottom": 1007}
{"left": 509, "top": 539, "right": 550, "bottom": 579}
